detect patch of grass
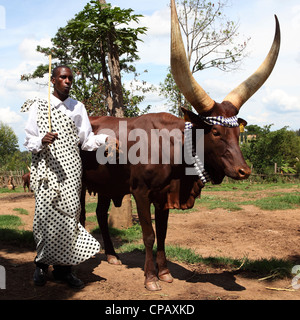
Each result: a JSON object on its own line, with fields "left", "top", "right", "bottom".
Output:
{"left": 199, "top": 195, "right": 242, "bottom": 211}
{"left": 243, "top": 193, "right": 300, "bottom": 210}
{"left": 119, "top": 243, "right": 145, "bottom": 254}
{"left": 165, "top": 245, "right": 203, "bottom": 264}
{"left": 118, "top": 243, "right": 295, "bottom": 278}
{"left": 85, "top": 202, "right": 98, "bottom": 213}
{"left": 208, "top": 202, "right": 242, "bottom": 211}
{"left": 0, "top": 229, "right": 34, "bottom": 247}
{"left": 108, "top": 223, "right": 142, "bottom": 243}
{"left": 206, "top": 182, "right": 300, "bottom": 192}
{"left": 86, "top": 215, "right": 98, "bottom": 223}
{"left": 13, "top": 208, "right": 29, "bottom": 215}
{"left": 0, "top": 187, "right": 24, "bottom": 194}
{"left": 0, "top": 215, "right": 23, "bottom": 228}
{"left": 0, "top": 215, "right": 34, "bottom": 247}
{"left": 91, "top": 222, "right": 142, "bottom": 243}
{"left": 170, "top": 207, "right": 198, "bottom": 214}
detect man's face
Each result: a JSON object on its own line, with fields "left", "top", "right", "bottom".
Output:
{"left": 52, "top": 67, "right": 73, "bottom": 99}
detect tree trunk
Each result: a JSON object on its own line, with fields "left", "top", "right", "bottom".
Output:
{"left": 99, "top": 40, "right": 113, "bottom": 114}
{"left": 106, "top": 31, "right": 124, "bottom": 118}
{"left": 98, "top": 0, "right": 132, "bottom": 228}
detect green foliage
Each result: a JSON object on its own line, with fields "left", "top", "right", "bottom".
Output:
{"left": 0, "top": 122, "right": 19, "bottom": 167}
{"left": 0, "top": 122, "right": 31, "bottom": 171}
{"left": 159, "top": 68, "right": 191, "bottom": 117}
{"left": 21, "top": 0, "right": 150, "bottom": 117}
{"left": 241, "top": 126, "right": 300, "bottom": 174}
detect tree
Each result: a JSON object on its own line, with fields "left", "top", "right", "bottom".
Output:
{"left": 160, "top": 0, "right": 249, "bottom": 116}
{"left": 241, "top": 126, "right": 300, "bottom": 174}
{"left": 0, "top": 122, "right": 19, "bottom": 168}
{"left": 159, "top": 68, "right": 184, "bottom": 117}
{"left": 245, "top": 124, "right": 273, "bottom": 138}
{"left": 21, "top": 0, "right": 148, "bottom": 117}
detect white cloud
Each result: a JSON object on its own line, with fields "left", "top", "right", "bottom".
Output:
{"left": 140, "top": 7, "right": 170, "bottom": 37}
{"left": 148, "top": 103, "right": 170, "bottom": 114}
{"left": 0, "top": 37, "right": 50, "bottom": 104}
{"left": 18, "top": 37, "right": 52, "bottom": 63}
{"left": 0, "top": 106, "right": 22, "bottom": 124}
{"left": 135, "top": 7, "right": 170, "bottom": 66}
{"left": 246, "top": 112, "right": 271, "bottom": 125}
{"left": 262, "top": 89, "right": 300, "bottom": 113}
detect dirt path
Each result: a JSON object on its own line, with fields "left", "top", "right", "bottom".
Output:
{"left": 0, "top": 189, "right": 300, "bottom": 300}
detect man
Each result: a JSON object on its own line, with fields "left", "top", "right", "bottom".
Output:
{"left": 22, "top": 66, "right": 117, "bottom": 289}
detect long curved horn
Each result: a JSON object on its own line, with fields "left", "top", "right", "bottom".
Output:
{"left": 170, "top": 0, "right": 215, "bottom": 114}
{"left": 223, "top": 15, "right": 281, "bottom": 111}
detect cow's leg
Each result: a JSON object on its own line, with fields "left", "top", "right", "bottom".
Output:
{"left": 96, "top": 195, "right": 121, "bottom": 265}
{"left": 134, "top": 192, "right": 160, "bottom": 291}
{"left": 155, "top": 208, "right": 173, "bottom": 283}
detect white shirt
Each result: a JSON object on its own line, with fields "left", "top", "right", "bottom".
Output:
{"left": 24, "top": 94, "right": 108, "bottom": 153}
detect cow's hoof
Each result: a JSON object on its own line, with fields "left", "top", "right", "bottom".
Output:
{"left": 145, "top": 280, "right": 162, "bottom": 291}
{"left": 107, "top": 255, "right": 122, "bottom": 265}
{"left": 159, "top": 272, "right": 173, "bottom": 283}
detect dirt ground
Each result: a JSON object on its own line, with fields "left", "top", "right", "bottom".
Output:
{"left": 0, "top": 186, "right": 300, "bottom": 301}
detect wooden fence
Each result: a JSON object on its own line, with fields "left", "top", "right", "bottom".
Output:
{"left": 0, "top": 170, "right": 27, "bottom": 187}
{"left": 0, "top": 169, "right": 299, "bottom": 189}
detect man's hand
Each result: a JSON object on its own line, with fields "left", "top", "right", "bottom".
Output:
{"left": 42, "top": 132, "right": 58, "bottom": 146}
{"left": 105, "top": 136, "right": 121, "bottom": 159}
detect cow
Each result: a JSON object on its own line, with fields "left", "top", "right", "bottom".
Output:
{"left": 22, "top": 172, "right": 31, "bottom": 192}
{"left": 80, "top": 0, "right": 280, "bottom": 291}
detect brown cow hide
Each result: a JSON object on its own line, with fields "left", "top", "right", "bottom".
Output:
{"left": 165, "top": 176, "right": 203, "bottom": 210}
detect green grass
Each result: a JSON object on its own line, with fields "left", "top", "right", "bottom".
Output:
{"left": 242, "top": 193, "right": 300, "bottom": 210}
{"left": 91, "top": 222, "right": 142, "bottom": 243}
{"left": 0, "top": 187, "right": 24, "bottom": 194}
{"left": 0, "top": 215, "right": 23, "bottom": 228}
{"left": 198, "top": 195, "right": 242, "bottom": 211}
{"left": 13, "top": 208, "right": 29, "bottom": 215}
{"left": 0, "top": 215, "right": 34, "bottom": 246}
{"left": 118, "top": 243, "right": 294, "bottom": 278}
{"left": 85, "top": 202, "right": 98, "bottom": 213}
{"left": 207, "top": 201, "right": 242, "bottom": 211}
{"left": 0, "top": 229, "right": 34, "bottom": 246}
{"left": 206, "top": 182, "right": 300, "bottom": 192}
{"left": 0, "top": 182, "right": 299, "bottom": 276}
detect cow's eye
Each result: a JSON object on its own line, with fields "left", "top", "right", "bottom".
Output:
{"left": 212, "top": 128, "right": 220, "bottom": 136}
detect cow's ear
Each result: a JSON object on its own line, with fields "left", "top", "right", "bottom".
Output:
{"left": 181, "top": 107, "right": 202, "bottom": 125}
{"left": 238, "top": 118, "right": 248, "bottom": 127}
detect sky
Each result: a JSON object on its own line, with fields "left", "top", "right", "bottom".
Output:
{"left": 0, "top": 0, "right": 299, "bottom": 151}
